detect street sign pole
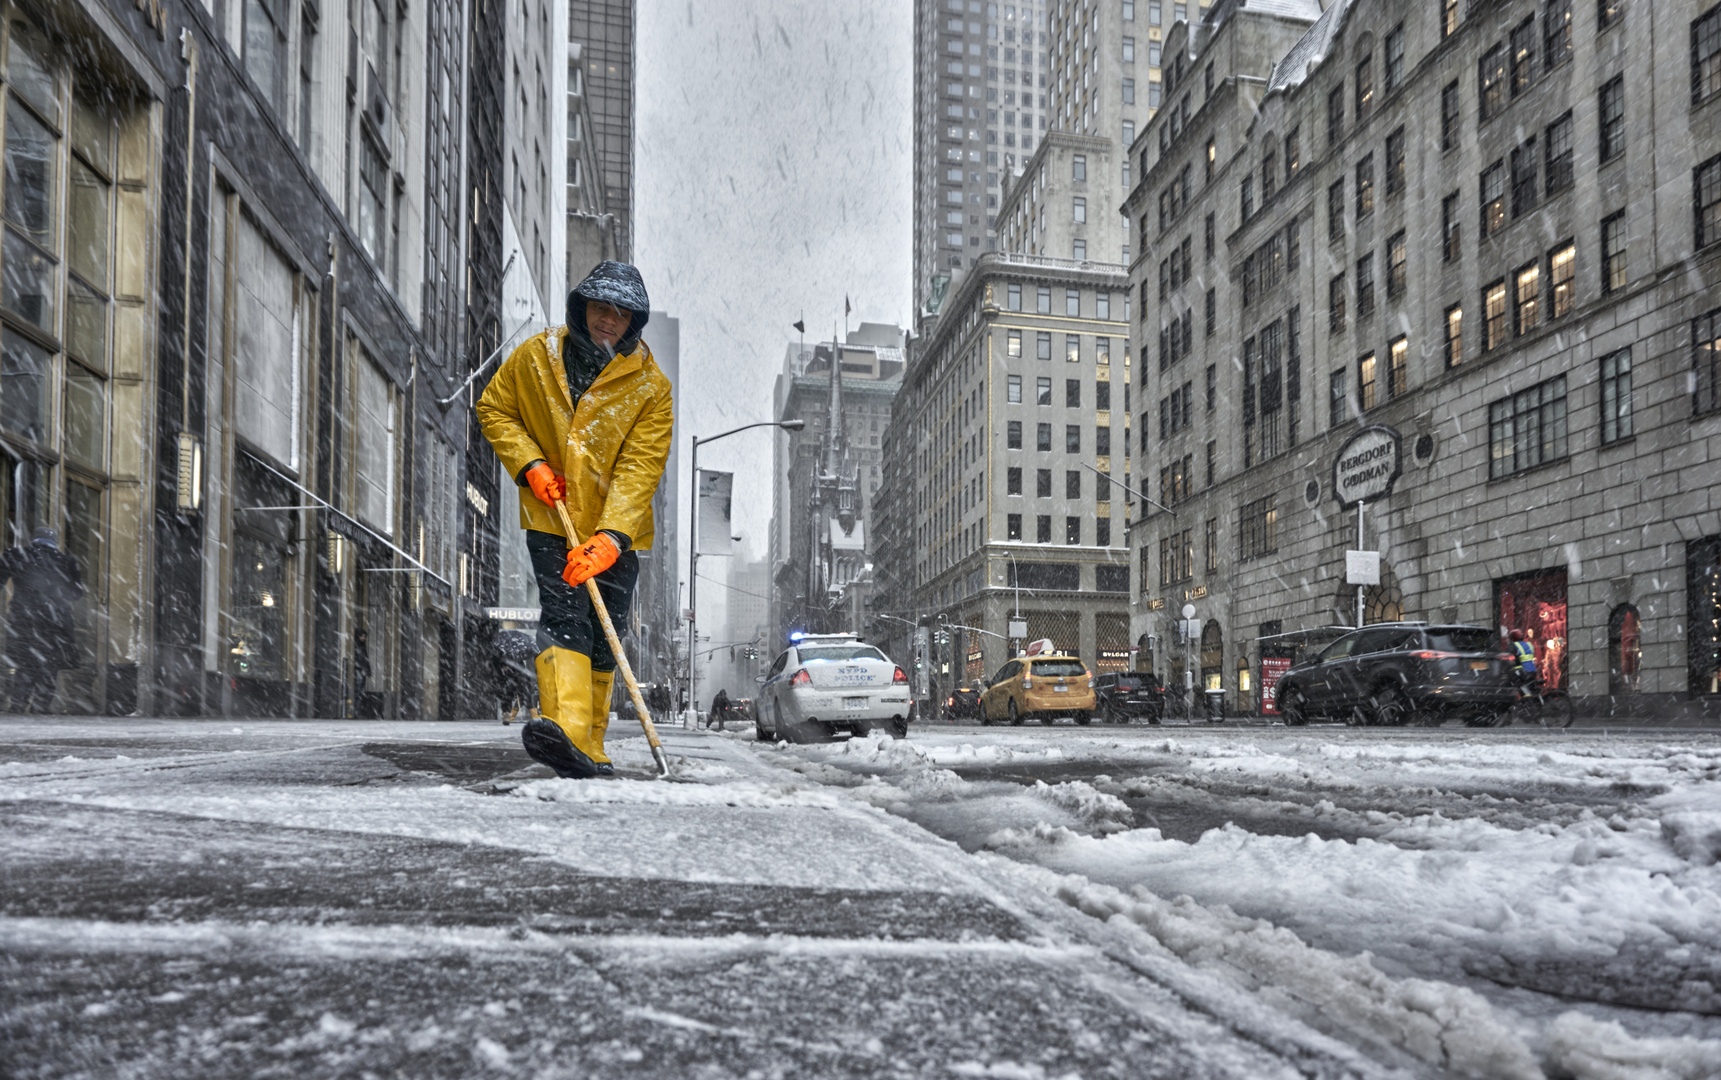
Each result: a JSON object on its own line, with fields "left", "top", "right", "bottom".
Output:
{"left": 1357, "top": 499, "right": 1365, "bottom": 628}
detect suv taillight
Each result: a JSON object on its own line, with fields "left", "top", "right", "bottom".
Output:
{"left": 790, "top": 669, "right": 811, "bottom": 688}
{"left": 893, "top": 667, "right": 908, "bottom": 685}
{"left": 1022, "top": 676, "right": 1033, "bottom": 689}
{"left": 1086, "top": 669, "right": 1095, "bottom": 688}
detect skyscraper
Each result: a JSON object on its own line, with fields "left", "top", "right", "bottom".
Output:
{"left": 569, "top": 1, "right": 636, "bottom": 263}
{"left": 913, "top": 0, "right": 1051, "bottom": 316}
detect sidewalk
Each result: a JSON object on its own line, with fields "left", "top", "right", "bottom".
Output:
{"left": 0, "top": 717, "right": 1393, "bottom": 1079}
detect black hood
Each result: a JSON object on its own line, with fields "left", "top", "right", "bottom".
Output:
{"left": 566, "top": 260, "right": 651, "bottom": 356}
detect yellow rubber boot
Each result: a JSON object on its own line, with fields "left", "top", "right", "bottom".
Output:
{"left": 591, "top": 669, "right": 616, "bottom": 759}
{"left": 522, "top": 647, "right": 603, "bottom": 778}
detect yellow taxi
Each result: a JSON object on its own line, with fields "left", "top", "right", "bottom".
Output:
{"left": 978, "top": 641, "right": 1096, "bottom": 725}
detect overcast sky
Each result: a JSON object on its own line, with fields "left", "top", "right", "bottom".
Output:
{"left": 635, "top": 0, "right": 914, "bottom": 579}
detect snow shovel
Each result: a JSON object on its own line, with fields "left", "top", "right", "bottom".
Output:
{"left": 553, "top": 499, "right": 672, "bottom": 778}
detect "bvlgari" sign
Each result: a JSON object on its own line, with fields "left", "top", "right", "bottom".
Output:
{"left": 1331, "top": 425, "right": 1402, "bottom": 507}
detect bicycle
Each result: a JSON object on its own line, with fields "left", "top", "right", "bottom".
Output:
{"left": 1503, "top": 676, "right": 1574, "bottom": 729}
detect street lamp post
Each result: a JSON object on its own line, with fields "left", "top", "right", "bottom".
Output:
{"left": 686, "top": 418, "right": 804, "bottom": 728}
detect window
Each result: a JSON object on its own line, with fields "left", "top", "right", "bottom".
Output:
{"left": 1037, "top": 331, "right": 1052, "bottom": 360}
{"left": 1205, "top": 439, "right": 1215, "bottom": 484}
{"left": 1387, "top": 231, "right": 1407, "bottom": 298}
{"left": 1007, "top": 466, "right": 1023, "bottom": 495}
{"left": 1481, "top": 160, "right": 1506, "bottom": 237}
{"left": 1008, "top": 420, "right": 1023, "bottom": 448}
{"left": 1443, "top": 191, "right": 1462, "bottom": 262}
{"left": 1356, "top": 253, "right": 1375, "bottom": 318}
{"left": 1097, "top": 292, "right": 1110, "bottom": 319}
{"left": 1545, "top": 112, "right": 1574, "bottom": 195}
{"left": 1240, "top": 174, "right": 1254, "bottom": 220}
{"left": 1444, "top": 0, "right": 1460, "bottom": 37}
{"left": 1355, "top": 154, "right": 1374, "bottom": 217}
{"left": 1327, "top": 83, "right": 1344, "bottom": 147}
{"left": 1599, "top": 1, "right": 1622, "bottom": 32}
{"left": 1699, "top": 308, "right": 1721, "bottom": 415}
{"left": 1065, "top": 333, "right": 1081, "bottom": 362}
{"left": 1008, "top": 374, "right": 1022, "bottom": 402}
{"left": 1441, "top": 81, "right": 1461, "bottom": 151}
{"left": 1205, "top": 288, "right": 1216, "bottom": 335}
{"left": 1602, "top": 210, "right": 1628, "bottom": 293}
{"left": 1036, "top": 376, "right": 1052, "bottom": 405}
{"left": 1065, "top": 288, "right": 1080, "bottom": 316}
{"left": 1550, "top": 242, "right": 1575, "bottom": 318}
{"left": 1485, "top": 280, "right": 1508, "bottom": 350}
{"left": 1328, "top": 179, "right": 1345, "bottom": 242}
{"left": 1329, "top": 273, "right": 1347, "bottom": 333}
{"left": 1036, "top": 515, "right": 1052, "bottom": 543}
{"left": 1037, "top": 285, "right": 1051, "bottom": 313}
{"left": 1358, "top": 352, "right": 1377, "bottom": 410}
{"left": 1388, "top": 336, "right": 1408, "bottom": 397}
{"left": 1600, "top": 348, "right": 1632, "bottom": 443}
{"left": 1123, "top": 37, "right": 1135, "bottom": 63}
{"left": 1600, "top": 76, "right": 1625, "bottom": 163}
{"left": 1515, "top": 262, "right": 1541, "bottom": 334}
{"left": 1238, "top": 495, "right": 1278, "bottom": 560}
{"left": 1008, "top": 513, "right": 1022, "bottom": 539}
{"left": 1445, "top": 305, "right": 1464, "bottom": 367}
{"left": 1545, "top": 0, "right": 1571, "bottom": 69}
{"left": 1488, "top": 375, "right": 1568, "bottom": 478}
{"left": 1095, "top": 380, "right": 1110, "bottom": 410}
{"left": 1096, "top": 336, "right": 1111, "bottom": 363}
{"left": 1510, "top": 18, "right": 1536, "bottom": 97}
{"left": 1383, "top": 25, "right": 1405, "bottom": 92}
{"left": 1065, "top": 425, "right": 1081, "bottom": 453}
{"left": 1385, "top": 128, "right": 1405, "bottom": 196}
{"left": 1037, "top": 422, "right": 1052, "bottom": 450}
{"left": 1036, "top": 467, "right": 1052, "bottom": 497}
{"left": 1072, "top": 153, "right": 1086, "bottom": 181}
{"left": 1073, "top": 196, "right": 1086, "bottom": 224}
{"left": 1262, "top": 148, "right": 1278, "bottom": 201}
{"left": 1480, "top": 44, "right": 1506, "bottom": 120}
{"left": 1205, "top": 138, "right": 1216, "bottom": 183}
{"left": 1122, "top": 78, "right": 1136, "bottom": 104}
{"left": 1285, "top": 127, "right": 1301, "bottom": 179}
{"left": 1205, "top": 363, "right": 1217, "bottom": 409}
{"left": 1065, "top": 378, "right": 1081, "bottom": 407}
{"left": 1007, "top": 282, "right": 1022, "bottom": 309}
{"left": 1355, "top": 56, "right": 1374, "bottom": 115}
{"left": 1698, "top": 153, "right": 1721, "bottom": 248}
{"left": 1329, "top": 369, "right": 1348, "bottom": 426}
{"left": 1096, "top": 425, "right": 1111, "bottom": 456}
{"left": 1512, "top": 138, "right": 1539, "bottom": 216}
{"left": 1064, "top": 469, "right": 1080, "bottom": 499}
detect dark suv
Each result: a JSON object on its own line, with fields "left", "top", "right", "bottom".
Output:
{"left": 1094, "top": 672, "right": 1164, "bottom": 724}
{"left": 1274, "top": 623, "right": 1516, "bottom": 726}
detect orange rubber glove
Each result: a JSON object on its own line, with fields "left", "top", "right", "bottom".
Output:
{"left": 563, "top": 532, "right": 621, "bottom": 588}
{"left": 522, "top": 461, "right": 566, "bottom": 506}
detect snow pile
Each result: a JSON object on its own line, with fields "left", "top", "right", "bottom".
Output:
{"left": 512, "top": 775, "right": 847, "bottom": 810}
{"left": 1544, "top": 1013, "right": 1721, "bottom": 1080}
{"left": 1047, "top": 871, "right": 1543, "bottom": 1080}
{"left": 1025, "top": 780, "right": 1135, "bottom": 834}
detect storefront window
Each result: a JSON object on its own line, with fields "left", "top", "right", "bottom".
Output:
{"left": 1608, "top": 604, "right": 1640, "bottom": 695}
{"left": 1496, "top": 570, "right": 1568, "bottom": 691}
{"left": 1200, "top": 620, "right": 1223, "bottom": 691}
{"left": 230, "top": 531, "right": 286, "bottom": 681}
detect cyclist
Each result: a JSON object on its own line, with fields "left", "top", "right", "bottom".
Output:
{"left": 1507, "top": 629, "right": 1538, "bottom": 690}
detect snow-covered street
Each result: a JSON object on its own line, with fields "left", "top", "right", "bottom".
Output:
{"left": 4, "top": 718, "right": 1720, "bottom": 1078}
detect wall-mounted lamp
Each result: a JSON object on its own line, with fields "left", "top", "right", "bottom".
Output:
{"left": 175, "top": 433, "right": 202, "bottom": 512}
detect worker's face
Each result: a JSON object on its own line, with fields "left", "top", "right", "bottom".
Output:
{"left": 586, "top": 300, "right": 632, "bottom": 351}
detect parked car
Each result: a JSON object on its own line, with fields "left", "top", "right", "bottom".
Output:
{"left": 1094, "top": 671, "right": 1164, "bottom": 724}
{"left": 756, "top": 634, "right": 911, "bottom": 742}
{"left": 943, "top": 686, "right": 982, "bottom": 721}
{"left": 978, "top": 653, "right": 1096, "bottom": 725}
{"left": 1273, "top": 622, "right": 1517, "bottom": 726}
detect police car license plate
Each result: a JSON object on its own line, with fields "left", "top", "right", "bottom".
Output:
{"left": 843, "top": 696, "right": 868, "bottom": 710}
{"left": 1053, "top": 684, "right": 1069, "bottom": 692}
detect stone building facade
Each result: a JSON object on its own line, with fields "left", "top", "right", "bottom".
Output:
{"left": 1129, "top": 0, "right": 1721, "bottom": 717}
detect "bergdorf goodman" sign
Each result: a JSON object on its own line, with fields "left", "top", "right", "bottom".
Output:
{"left": 1331, "top": 425, "right": 1402, "bottom": 507}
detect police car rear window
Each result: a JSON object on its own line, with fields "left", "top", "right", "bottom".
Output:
{"left": 1031, "top": 660, "right": 1086, "bottom": 677}
{"left": 798, "top": 645, "right": 888, "bottom": 662}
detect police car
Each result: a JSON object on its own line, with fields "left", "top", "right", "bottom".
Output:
{"left": 756, "top": 633, "right": 911, "bottom": 742}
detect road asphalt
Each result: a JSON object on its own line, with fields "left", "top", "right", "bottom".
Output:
{"left": 0, "top": 717, "right": 1403, "bottom": 1080}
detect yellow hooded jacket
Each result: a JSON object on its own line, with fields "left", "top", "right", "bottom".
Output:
{"left": 476, "top": 326, "right": 673, "bottom": 548}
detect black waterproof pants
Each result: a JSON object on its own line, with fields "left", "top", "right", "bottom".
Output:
{"left": 525, "top": 529, "right": 638, "bottom": 673}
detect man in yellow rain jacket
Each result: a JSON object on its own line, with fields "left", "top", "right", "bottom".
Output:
{"left": 476, "top": 261, "right": 673, "bottom": 778}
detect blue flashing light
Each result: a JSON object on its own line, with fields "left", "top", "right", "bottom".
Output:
{"left": 789, "top": 631, "right": 806, "bottom": 642}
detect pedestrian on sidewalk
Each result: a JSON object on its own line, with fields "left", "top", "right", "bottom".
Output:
{"left": 0, "top": 528, "right": 84, "bottom": 713}
{"left": 476, "top": 261, "right": 673, "bottom": 778}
